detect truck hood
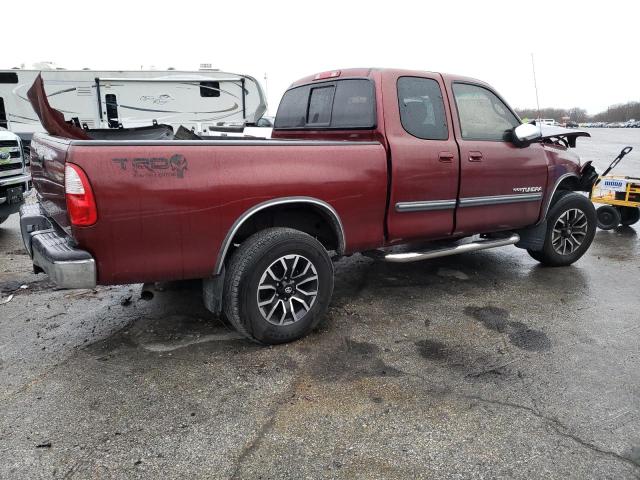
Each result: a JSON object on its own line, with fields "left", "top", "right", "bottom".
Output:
{"left": 538, "top": 125, "right": 590, "bottom": 148}
{"left": 0, "top": 128, "right": 20, "bottom": 141}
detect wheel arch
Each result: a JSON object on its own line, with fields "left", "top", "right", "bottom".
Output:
{"left": 538, "top": 173, "right": 580, "bottom": 224}
{"left": 214, "top": 197, "right": 346, "bottom": 275}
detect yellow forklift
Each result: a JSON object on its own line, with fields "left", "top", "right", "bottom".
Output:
{"left": 591, "top": 146, "right": 640, "bottom": 229}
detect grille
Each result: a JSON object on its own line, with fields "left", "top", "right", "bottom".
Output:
{"left": 0, "top": 162, "right": 22, "bottom": 172}
{"left": 0, "top": 140, "right": 18, "bottom": 147}
{"left": 10, "top": 150, "right": 21, "bottom": 158}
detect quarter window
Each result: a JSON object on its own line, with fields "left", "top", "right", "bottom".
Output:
{"left": 452, "top": 83, "right": 520, "bottom": 141}
{"left": 397, "top": 77, "right": 448, "bottom": 140}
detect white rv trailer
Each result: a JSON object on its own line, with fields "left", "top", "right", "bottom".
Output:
{"left": 0, "top": 67, "right": 267, "bottom": 141}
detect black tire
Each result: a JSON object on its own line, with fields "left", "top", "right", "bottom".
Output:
{"left": 619, "top": 206, "right": 640, "bottom": 226}
{"left": 223, "top": 227, "right": 334, "bottom": 345}
{"left": 528, "top": 193, "right": 596, "bottom": 267}
{"left": 0, "top": 215, "right": 8, "bottom": 226}
{"left": 596, "top": 205, "right": 621, "bottom": 230}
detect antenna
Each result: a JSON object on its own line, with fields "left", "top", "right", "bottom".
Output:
{"left": 531, "top": 53, "right": 541, "bottom": 122}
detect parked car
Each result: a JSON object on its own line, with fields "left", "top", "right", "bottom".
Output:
{"left": 21, "top": 68, "right": 600, "bottom": 344}
{"left": 0, "top": 127, "right": 31, "bottom": 225}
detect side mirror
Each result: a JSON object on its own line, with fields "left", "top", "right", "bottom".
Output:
{"left": 512, "top": 123, "right": 542, "bottom": 147}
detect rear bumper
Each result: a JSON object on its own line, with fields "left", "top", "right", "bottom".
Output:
{"left": 0, "top": 173, "right": 32, "bottom": 217}
{"left": 20, "top": 203, "right": 96, "bottom": 289}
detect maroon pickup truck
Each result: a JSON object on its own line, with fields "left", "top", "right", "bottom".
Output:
{"left": 21, "top": 68, "right": 598, "bottom": 344}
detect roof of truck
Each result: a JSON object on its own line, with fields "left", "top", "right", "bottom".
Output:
{"left": 287, "top": 68, "right": 491, "bottom": 89}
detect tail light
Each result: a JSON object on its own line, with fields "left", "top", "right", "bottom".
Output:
{"left": 65, "top": 163, "right": 97, "bottom": 226}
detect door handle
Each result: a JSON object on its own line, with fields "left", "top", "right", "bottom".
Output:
{"left": 438, "top": 152, "right": 455, "bottom": 162}
{"left": 468, "top": 151, "right": 483, "bottom": 162}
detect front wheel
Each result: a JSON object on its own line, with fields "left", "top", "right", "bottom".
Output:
{"left": 223, "top": 227, "right": 334, "bottom": 345}
{"left": 528, "top": 193, "right": 596, "bottom": 267}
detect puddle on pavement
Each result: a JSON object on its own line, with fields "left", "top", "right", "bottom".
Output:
{"left": 464, "top": 306, "right": 551, "bottom": 352}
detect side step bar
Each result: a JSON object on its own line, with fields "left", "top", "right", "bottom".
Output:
{"left": 384, "top": 234, "right": 520, "bottom": 263}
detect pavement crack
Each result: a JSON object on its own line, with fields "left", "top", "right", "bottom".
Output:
{"left": 463, "top": 394, "right": 639, "bottom": 470}
{"left": 229, "top": 378, "right": 300, "bottom": 479}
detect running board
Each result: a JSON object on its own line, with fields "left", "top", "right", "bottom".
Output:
{"left": 384, "top": 234, "right": 521, "bottom": 263}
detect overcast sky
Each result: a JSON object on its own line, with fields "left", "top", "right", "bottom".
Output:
{"left": 5, "top": 0, "right": 638, "bottom": 115}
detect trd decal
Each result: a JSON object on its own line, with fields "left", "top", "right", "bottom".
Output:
{"left": 112, "top": 154, "right": 188, "bottom": 178}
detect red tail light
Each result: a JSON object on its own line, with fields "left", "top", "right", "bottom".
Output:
{"left": 65, "top": 163, "right": 97, "bottom": 226}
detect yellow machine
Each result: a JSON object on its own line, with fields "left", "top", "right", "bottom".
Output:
{"left": 591, "top": 146, "right": 640, "bottom": 229}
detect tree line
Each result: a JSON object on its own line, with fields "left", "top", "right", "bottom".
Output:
{"left": 515, "top": 101, "right": 640, "bottom": 123}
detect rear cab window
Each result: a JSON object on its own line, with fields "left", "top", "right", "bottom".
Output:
{"left": 275, "top": 79, "right": 376, "bottom": 129}
{"left": 452, "top": 83, "right": 520, "bottom": 141}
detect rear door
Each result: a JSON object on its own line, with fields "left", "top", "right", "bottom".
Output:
{"left": 445, "top": 80, "right": 548, "bottom": 235}
{"left": 384, "top": 72, "right": 459, "bottom": 242}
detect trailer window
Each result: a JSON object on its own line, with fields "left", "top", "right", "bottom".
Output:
{"left": 275, "top": 79, "right": 376, "bottom": 129}
{"left": 0, "top": 73, "right": 18, "bottom": 84}
{"left": 105, "top": 94, "right": 119, "bottom": 127}
{"left": 307, "top": 86, "right": 334, "bottom": 125}
{"left": 397, "top": 77, "right": 448, "bottom": 140}
{"left": 0, "top": 97, "right": 7, "bottom": 129}
{"left": 200, "top": 81, "right": 220, "bottom": 98}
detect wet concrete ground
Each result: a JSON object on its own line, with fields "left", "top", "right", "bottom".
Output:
{"left": 1, "top": 130, "right": 639, "bottom": 479}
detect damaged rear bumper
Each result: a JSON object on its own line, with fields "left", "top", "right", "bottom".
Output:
{"left": 20, "top": 203, "right": 96, "bottom": 289}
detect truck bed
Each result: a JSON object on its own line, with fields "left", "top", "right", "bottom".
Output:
{"left": 29, "top": 134, "right": 388, "bottom": 284}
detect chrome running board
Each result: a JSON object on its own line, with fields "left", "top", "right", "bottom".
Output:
{"left": 384, "top": 234, "right": 520, "bottom": 263}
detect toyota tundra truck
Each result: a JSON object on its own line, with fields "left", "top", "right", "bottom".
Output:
{"left": 21, "top": 68, "right": 598, "bottom": 344}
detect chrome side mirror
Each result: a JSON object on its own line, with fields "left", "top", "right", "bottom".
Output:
{"left": 512, "top": 123, "right": 542, "bottom": 147}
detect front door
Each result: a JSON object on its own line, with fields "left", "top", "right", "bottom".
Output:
{"left": 384, "top": 72, "right": 460, "bottom": 243}
{"left": 445, "top": 81, "right": 548, "bottom": 236}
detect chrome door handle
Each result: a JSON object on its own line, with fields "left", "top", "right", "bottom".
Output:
{"left": 438, "top": 152, "right": 455, "bottom": 162}
{"left": 469, "top": 151, "right": 483, "bottom": 162}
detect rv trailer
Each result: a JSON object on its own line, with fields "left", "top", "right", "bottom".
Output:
{"left": 0, "top": 67, "right": 267, "bottom": 142}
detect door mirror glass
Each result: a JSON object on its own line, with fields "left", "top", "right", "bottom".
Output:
{"left": 512, "top": 123, "right": 541, "bottom": 147}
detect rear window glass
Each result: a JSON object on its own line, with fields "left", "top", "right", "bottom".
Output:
{"left": 275, "top": 79, "right": 375, "bottom": 129}
{"left": 307, "top": 86, "right": 334, "bottom": 125}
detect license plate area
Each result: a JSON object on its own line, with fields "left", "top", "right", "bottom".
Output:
{"left": 7, "top": 186, "right": 24, "bottom": 205}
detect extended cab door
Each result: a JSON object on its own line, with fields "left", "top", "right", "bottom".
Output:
{"left": 384, "top": 72, "right": 460, "bottom": 242}
{"left": 444, "top": 79, "right": 548, "bottom": 235}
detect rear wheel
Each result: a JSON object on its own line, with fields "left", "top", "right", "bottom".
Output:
{"left": 527, "top": 193, "right": 596, "bottom": 266}
{"left": 596, "top": 205, "right": 621, "bottom": 230}
{"left": 223, "top": 227, "right": 334, "bottom": 345}
{"left": 619, "top": 206, "right": 640, "bottom": 226}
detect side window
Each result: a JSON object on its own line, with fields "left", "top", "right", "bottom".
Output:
{"left": 0, "top": 97, "right": 7, "bottom": 129}
{"left": 105, "top": 94, "right": 119, "bottom": 127}
{"left": 452, "top": 83, "right": 520, "bottom": 141}
{"left": 200, "top": 81, "right": 220, "bottom": 98}
{"left": 397, "top": 77, "right": 448, "bottom": 140}
{"left": 307, "top": 86, "right": 334, "bottom": 125}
